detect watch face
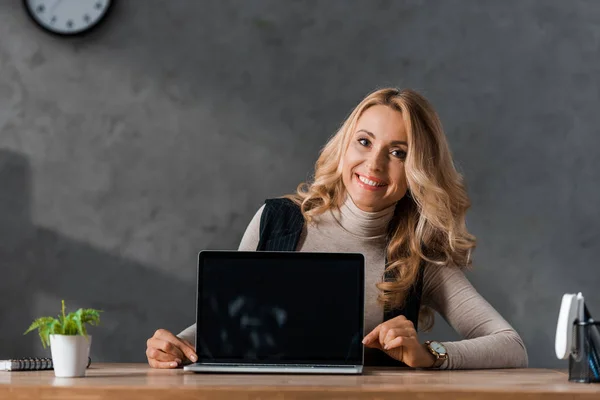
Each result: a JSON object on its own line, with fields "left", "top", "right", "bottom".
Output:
{"left": 430, "top": 341, "right": 447, "bottom": 355}
{"left": 24, "top": 0, "right": 112, "bottom": 36}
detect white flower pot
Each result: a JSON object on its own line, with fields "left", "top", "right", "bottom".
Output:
{"left": 49, "top": 334, "right": 92, "bottom": 378}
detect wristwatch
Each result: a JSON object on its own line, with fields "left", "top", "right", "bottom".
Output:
{"left": 425, "top": 340, "right": 448, "bottom": 368}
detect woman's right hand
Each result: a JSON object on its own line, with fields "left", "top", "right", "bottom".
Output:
{"left": 146, "top": 329, "right": 198, "bottom": 369}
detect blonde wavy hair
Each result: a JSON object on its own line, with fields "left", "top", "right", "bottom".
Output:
{"left": 284, "top": 88, "right": 476, "bottom": 331}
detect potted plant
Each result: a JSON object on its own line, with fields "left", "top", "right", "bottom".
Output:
{"left": 24, "top": 300, "right": 102, "bottom": 377}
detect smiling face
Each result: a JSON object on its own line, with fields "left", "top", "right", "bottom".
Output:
{"left": 341, "top": 105, "right": 409, "bottom": 212}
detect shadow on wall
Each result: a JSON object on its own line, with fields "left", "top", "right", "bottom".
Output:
{"left": 0, "top": 149, "right": 196, "bottom": 362}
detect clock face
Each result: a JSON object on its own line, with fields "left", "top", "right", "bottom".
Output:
{"left": 24, "top": 0, "right": 112, "bottom": 36}
{"left": 430, "top": 341, "right": 446, "bottom": 355}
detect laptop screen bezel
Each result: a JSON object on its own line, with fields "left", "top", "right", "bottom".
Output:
{"left": 194, "top": 250, "right": 365, "bottom": 366}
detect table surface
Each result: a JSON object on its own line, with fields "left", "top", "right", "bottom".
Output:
{"left": 1, "top": 363, "right": 600, "bottom": 400}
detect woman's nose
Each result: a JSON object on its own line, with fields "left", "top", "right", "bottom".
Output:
{"left": 366, "top": 149, "right": 386, "bottom": 172}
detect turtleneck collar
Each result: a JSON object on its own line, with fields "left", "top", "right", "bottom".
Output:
{"left": 330, "top": 195, "right": 396, "bottom": 240}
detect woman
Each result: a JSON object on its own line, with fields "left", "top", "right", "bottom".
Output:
{"left": 146, "top": 88, "right": 528, "bottom": 369}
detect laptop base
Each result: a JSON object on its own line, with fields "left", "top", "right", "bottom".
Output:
{"left": 183, "top": 363, "right": 363, "bottom": 374}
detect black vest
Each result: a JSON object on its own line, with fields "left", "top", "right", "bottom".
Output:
{"left": 256, "top": 198, "right": 423, "bottom": 366}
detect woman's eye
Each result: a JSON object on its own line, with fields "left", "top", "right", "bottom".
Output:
{"left": 391, "top": 149, "right": 407, "bottom": 160}
{"left": 358, "top": 138, "right": 370, "bottom": 147}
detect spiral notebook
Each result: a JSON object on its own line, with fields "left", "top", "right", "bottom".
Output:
{"left": 0, "top": 357, "right": 91, "bottom": 371}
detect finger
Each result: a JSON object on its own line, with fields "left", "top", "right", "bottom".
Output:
{"left": 146, "top": 347, "right": 182, "bottom": 364}
{"left": 148, "top": 358, "right": 179, "bottom": 369}
{"left": 147, "top": 338, "right": 185, "bottom": 360}
{"left": 181, "top": 338, "right": 195, "bottom": 351}
{"left": 362, "top": 325, "right": 381, "bottom": 344}
{"left": 386, "top": 327, "right": 415, "bottom": 342}
{"left": 397, "top": 319, "right": 415, "bottom": 330}
{"left": 383, "top": 329, "right": 398, "bottom": 346}
{"left": 154, "top": 330, "right": 198, "bottom": 362}
{"left": 379, "top": 325, "right": 391, "bottom": 347}
{"left": 384, "top": 332, "right": 420, "bottom": 351}
{"left": 179, "top": 338, "right": 198, "bottom": 361}
{"left": 363, "top": 339, "right": 383, "bottom": 350}
{"left": 393, "top": 315, "right": 407, "bottom": 322}
{"left": 152, "top": 330, "right": 198, "bottom": 362}
{"left": 383, "top": 336, "right": 405, "bottom": 350}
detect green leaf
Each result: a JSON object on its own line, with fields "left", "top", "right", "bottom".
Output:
{"left": 63, "top": 315, "right": 77, "bottom": 335}
{"left": 24, "top": 301, "right": 103, "bottom": 348}
{"left": 74, "top": 309, "right": 87, "bottom": 336}
{"left": 49, "top": 319, "right": 63, "bottom": 335}
{"left": 23, "top": 317, "right": 56, "bottom": 348}
{"left": 23, "top": 317, "right": 55, "bottom": 335}
{"left": 80, "top": 309, "right": 102, "bottom": 326}
{"left": 38, "top": 326, "right": 49, "bottom": 348}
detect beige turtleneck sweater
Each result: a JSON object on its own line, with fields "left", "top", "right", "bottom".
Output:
{"left": 178, "top": 197, "right": 528, "bottom": 369}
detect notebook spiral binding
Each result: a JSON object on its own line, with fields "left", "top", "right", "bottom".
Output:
{"left": 0, "top": 357, "right": 91, "bottom": 371}
{"left": 20, "top": 357, "right": 52, "bottom": 370}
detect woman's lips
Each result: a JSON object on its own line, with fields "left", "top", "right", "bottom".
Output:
{"left": 354, "top": 173, "right": 387, "bottom": 191}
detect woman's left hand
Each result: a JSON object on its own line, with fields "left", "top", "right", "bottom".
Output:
{"left": 362, "top": 315, "right": 436, "bottom": 368}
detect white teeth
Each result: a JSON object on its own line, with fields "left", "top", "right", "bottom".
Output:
{"left": 358, "top": 175, "right": 385, "bottom": 187}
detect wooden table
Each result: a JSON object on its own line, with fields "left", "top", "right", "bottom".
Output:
{"left": 1, "top": 363, "right": 599, "bottom": 399}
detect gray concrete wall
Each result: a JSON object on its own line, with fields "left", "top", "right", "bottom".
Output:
{"left": 1, "top": 0, "right": 598, "bottom": 368}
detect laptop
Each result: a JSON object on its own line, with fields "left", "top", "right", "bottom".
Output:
{"left": 184, "top": 250, "right": 365, "bottom": 374}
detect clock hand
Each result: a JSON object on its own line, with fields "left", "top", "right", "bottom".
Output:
{"left": 50, "top": 0, "right": 63, "bottom": 15}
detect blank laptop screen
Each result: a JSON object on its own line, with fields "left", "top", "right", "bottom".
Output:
{"left": 196, "top": 251, "right": 364, "bottom": 365}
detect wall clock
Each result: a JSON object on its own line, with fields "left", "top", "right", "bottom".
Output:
{"left": 23, "top": 0, "right": 113, "bottom": 36}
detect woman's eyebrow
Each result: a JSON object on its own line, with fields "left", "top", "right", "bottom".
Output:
{"left": 357, "top": 129, "right": 408, "bottom": 147}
